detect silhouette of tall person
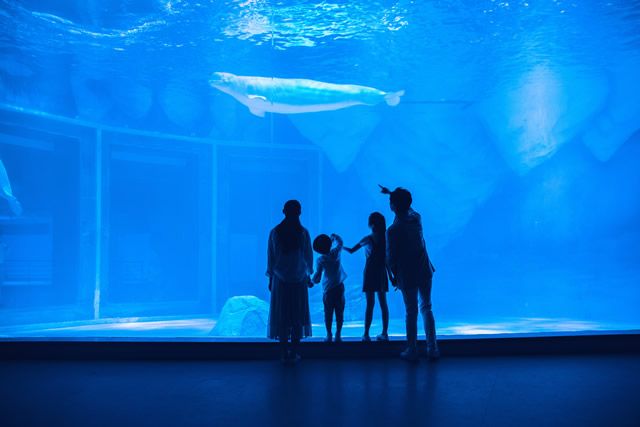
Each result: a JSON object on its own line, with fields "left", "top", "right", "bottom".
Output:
{"left": 266, "top": 200, "right": 313, "bottom": 363}
{"left": 382, "top": 186, "right": 440, "bottom": 361}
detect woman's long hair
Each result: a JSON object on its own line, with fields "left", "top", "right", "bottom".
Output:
{"left": 368, "top": 211, "right": 386, "bottom": 250}
{"left": 276, "top": 200, "right": 303, "bottom": 253}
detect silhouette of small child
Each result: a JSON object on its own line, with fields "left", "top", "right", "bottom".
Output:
{"left": 312, "top": 233, "right": 347, "bottom": 342}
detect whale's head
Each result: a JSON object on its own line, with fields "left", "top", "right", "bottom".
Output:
{"left": 209, "top": 72, "right": 237, "bottom": 93}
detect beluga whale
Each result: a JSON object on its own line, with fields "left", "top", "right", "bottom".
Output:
{"left": 209, "top": 72, "right": 405, "bottom": 117}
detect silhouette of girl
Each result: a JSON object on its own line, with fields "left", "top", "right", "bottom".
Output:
{"left": 344, "top": 212, "right": 390, "bottom": 341}
{"left": 266, "top": 200, "right": 313, "bottom": 363}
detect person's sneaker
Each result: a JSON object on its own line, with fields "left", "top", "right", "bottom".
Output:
{"left": 376, "top": 333, "right": 389, "bottom": 342}
{"left": 400, "top": 347, "right": 419, "bottom": 362}
{"left": 324, "top": 335, "right": 333, "bottom": 343}
{"left": 334, "top": 335, "right": 342, "bottom": 343}
{"left": 362, "top": 335, "right": 372, "bottom": 342}
{"left": 426, "top": 347, "right": 441, "bottom": 361}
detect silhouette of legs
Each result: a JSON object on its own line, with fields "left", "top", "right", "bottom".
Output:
{"left": 324, "top": 284, "right": 345, "bottom": 342}
{"left": 324, "top": 305, "right": 334, "bottom": 340}
{"left": 366, "top": 291, "right": 390, "bottom": 340}
{"left": 364, "top": 291, "right": 375, "bottom": 338}
{"left": 377, "top": 291, "right": 389, "bottom": 337}
{"left": 335, "top": 290, "right": 344, "bottom": 341}
{"left": 402, "top": 279, "right": 439, "bottom": 358}
{"left": 279, "top": 334, "right": 289, "bottom": 361}
{"left": 277, "top": 327, "right": 302, "bottom": 363}
{"left": 291, "top": 335, "right": 300, "bottom": 358}
{"left": 401, "top": 286, "right": 419, "bottom": 350}
{"left": 418, "top": 278, "right": 438, "bottom": 355}
{"left": 323, "top": 290, "right": 334, "bottom": 341}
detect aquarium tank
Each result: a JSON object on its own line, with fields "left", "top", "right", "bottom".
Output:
{"left": 0, "top": 0, "right": 638, "bottom": 339}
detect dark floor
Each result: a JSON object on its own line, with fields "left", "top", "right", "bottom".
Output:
{"left": 1, "top": 355, "right": 639, "bottom": 427}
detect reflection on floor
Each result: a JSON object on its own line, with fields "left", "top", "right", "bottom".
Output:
{"left": 1, "top": 355, "right": 639, "bottom": 427}
{"left": 2, "top": 316, "right": 637, "bottom": 338}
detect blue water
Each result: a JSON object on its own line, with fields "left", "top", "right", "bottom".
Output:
{"left": 0, "top": 0, "right": 639, "bottom": 339}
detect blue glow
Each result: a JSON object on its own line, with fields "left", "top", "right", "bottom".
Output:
{"left": 0, "top": 0, "right": 639, "bottom": 339}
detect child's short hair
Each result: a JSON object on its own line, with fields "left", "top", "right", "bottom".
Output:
{"left": 390, "top": 188, "right": 412, "bottom": 212}
{"left": 313, "top": 234, "right": 332, "bottom": 255}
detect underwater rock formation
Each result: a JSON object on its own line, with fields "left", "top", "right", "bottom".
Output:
{"left": 209, "top": 92, "right": 241, "bottom": 139}
{"left": 70, "top": 53, "right": 115, "bottom": 121}
{"left": 582, "top": 59, "right": 640, "bottom": 162}
{"left": 289, "top": 107, "right": 380, "bottom": 171}
{"left": 71, "top": 75, "right": 113, "bottom": 121}
{"left": 0, "top": 53, "right": 73, "bottom": 115}
{"left": 354, "top": 105, "right": 506, "bottom": 249}
{"left": 159, "top": 79, "right": 208, "bottom": 130}
{"left": 479, "top": 65, "right": 608, "bottom": 174}
{"left": 211, "top": 295, "right": 269, "bottom": 337}
{"left": 113, "top": 78, "right": 154, "bottom": 120}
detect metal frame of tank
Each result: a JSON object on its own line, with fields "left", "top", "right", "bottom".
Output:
{"left": 0, "top": 103, "right": 323, "bottom": 332}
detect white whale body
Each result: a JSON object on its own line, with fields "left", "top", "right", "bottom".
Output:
{"left": 209, "top": 72, "right": 405, "bottom": 117}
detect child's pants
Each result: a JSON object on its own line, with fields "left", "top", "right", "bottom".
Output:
{"left": 323, "top": 283, "right": 345, "bottom": 329}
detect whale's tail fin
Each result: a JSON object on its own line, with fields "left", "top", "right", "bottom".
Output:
{"left": 384, "top": 90, "right": 405, "bottom": 107}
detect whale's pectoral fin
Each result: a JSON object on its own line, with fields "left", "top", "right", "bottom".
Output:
{"left": 248, "top": 106, "right": 266, "bottom": 117}
{"left": 248, "top": 94, "right": 268, "bottom": 102}
{"left": 384, "top": 90, "right": 405, "bottom": 107}
{"left": 247, "top": 94, "right": 268, "bottom": 117}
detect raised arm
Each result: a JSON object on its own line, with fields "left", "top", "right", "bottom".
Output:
{"left": 330, "top": 233, "right": 343, "bottom": 255}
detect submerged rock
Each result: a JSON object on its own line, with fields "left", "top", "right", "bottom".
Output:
{"left": 479, "top": 65, "right": 607, "bottom": 174}
{"left": 113, "top": 78, "right": 153, "bottom": 120}
{"left": 71, "top": 54, "right": 115, "bottom": 121}
{"left": 355, "top": 105, "right": 506, "bottom": 249}
{"left": 582, "top": 59, "right": 640, "bottom": 162}
{"left": 289, "top": 107, "right": 380, "bottom": 172}
{"left": 211, "top": 295, "right": 269, "bottom": 337}
{"left": 159, "top": 79, "right": 207, "bottom": 130}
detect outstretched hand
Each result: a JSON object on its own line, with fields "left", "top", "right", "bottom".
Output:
{"left": 378, "top": 184, "right": 391, "bottom": 195}
{"left": 343, "top": 247, "right": 355, "bottom": 254}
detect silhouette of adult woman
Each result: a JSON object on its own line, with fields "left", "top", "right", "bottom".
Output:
{"left": 266, "top": 200, "right": 313, "bottom": 363}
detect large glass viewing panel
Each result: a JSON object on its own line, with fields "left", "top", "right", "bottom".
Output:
{"left": 0, "top": 0, "right": 639, "bottom": 339}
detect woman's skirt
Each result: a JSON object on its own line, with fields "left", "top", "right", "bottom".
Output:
{"left": 267, "top": 276, "right": 312, "bottom": 340}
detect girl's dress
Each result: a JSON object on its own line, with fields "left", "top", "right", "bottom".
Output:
{"left": 362, "top": 233, "right": 389, "bottom": 293}
{"left": 266, "top": 222, "right": 313, "bottom": 340}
